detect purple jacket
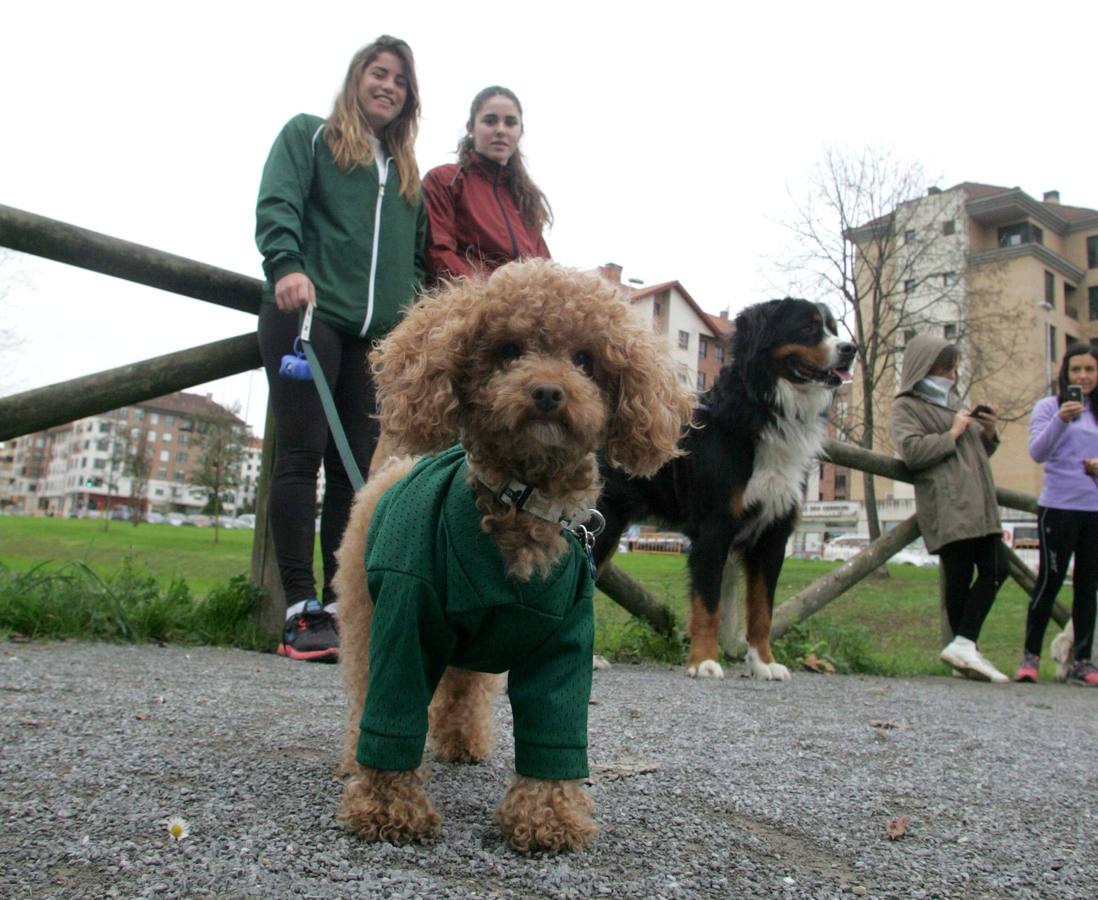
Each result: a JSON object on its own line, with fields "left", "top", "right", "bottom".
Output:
{"left": 1029, "top": 395, "right": 1098, "bottom": 511}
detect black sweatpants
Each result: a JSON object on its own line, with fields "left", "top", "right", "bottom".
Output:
{"left": 937, "top": 534, "right": 1008, "bottom": 643}
{"left": 257, "top": 303, "right": 380, "bottom": 607}
{"left": 1024, "top": 506, "right": 1098, "bottom": 661}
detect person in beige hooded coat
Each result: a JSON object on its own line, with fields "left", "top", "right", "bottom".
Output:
{"left": 891, "top": 334, "right": 1009, "bottom": 682}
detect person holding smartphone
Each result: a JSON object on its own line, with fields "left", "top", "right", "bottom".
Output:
{"left": 1015, "top": 343, "right": 1098, "bottom": 685}
{"left": 891, "top": 335, "right": 1009, "bottom": 682}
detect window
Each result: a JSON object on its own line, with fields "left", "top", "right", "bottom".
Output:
{"left": 943, "top": 324, "right": 957, "bottom": 340}
{"left": 1067, "top": 334, "right": 1079, "bottom": 350}
{"left": 942, "top": 272, "right": 958, "bottom": 287}
{"left": 163, "top": 432, "right": 172, "bottom": 443}
{"left": 150, "top": 413, "right": 160, "bottom": 425}
{"left": 697, "top": 371, "right": 706, "bottom": 390}
{"left": 175, "top": 452, "right": 188, "bottom": 464}
{"left": 157, "top": 467, "right": 168, "bottom": 478}
{"left": 164, "top": 414, "right": 175, "bottom": 426}
{"left": 698, "top": 338, "right": 708, "bottom": 358}
{"left": 715, "top": 345, "right": 725, "bottom": 363}
{"left": 998, "top": 221, "right": 1043, "bottom": 248}
{"left": 678, "top": 330, "right": 690, "bottom": 350}
{"left": 904, "top": 229, "right": 916, "bottom": 243}
{"left": 1088, "top": 235, "right": 1098, "bottom": 268}
{"left": 174, "top": 469, "right": 186, "bottom": 481}
{"left": 942, "top": 219, "right": 956, "bottom": 236}
{"left": 98, "top": 422, "right": 110, "bottom": 433}
{"left": 180, "top": 434, "right": 190, "bottom": 446}
{"left": 904, "top": 279, "right": 915, "bottom": 294}
{"left": 1044, "top": 271, "right": 1055, "bottom": 308}
{"left": 93, "top": 458, "right": 106, "bottom": 470}
{"left": 902, "top": 328, "right": 917, "bottom": 348}
{"left": 148, "top": 431, "right": 157, "bottom": 443}
{"left": 133, "top": 408, "right": 145, "bottom": 421}
{"left": 1089, "top": 286, "right": 1098, "bottom": 320}
{"left": 1048, "top": 324, "right": 1058, "bottom": 363}
{"left": 159, "top": 450, "right": 170, "bottom": 462}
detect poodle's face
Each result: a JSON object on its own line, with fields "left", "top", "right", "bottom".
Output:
{"left": 458, "top": 304, "right": 613, "bottom": 470}
{"left": 373, "top": 259, "right": 694, "bottom": 479}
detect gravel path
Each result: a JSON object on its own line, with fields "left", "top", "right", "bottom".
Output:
{"left": 2, "top": 641, "right": 1096, "bottom": 898}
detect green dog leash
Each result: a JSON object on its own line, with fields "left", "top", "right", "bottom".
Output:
{"left": 298, "top": 303, "right": 366, "bottom": 492}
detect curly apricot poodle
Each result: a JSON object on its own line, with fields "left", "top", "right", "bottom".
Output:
{"left": 333, "top": 259, "right": 693, "bottom": 852}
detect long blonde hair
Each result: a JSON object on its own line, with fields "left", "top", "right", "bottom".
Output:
{"left": 457, "top": 86, "right": 552, "bottom": 231}
{"left": 325, "top": 36, "right": 421, "bottom": 202}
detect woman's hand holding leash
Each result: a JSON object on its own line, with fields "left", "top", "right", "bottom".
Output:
{"left": 275, "top": 272, "right": 316, "bottom": 312}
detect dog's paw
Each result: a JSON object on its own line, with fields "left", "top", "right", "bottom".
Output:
{"left": 746, "top": 648, "right": 791, "bottom": 681}
{"left": 686, "top": 659, "right": 725, "bottom": 679}
{"left": 592, "top": 655, "right": 612, "bottom": 671}
{"left": 338, "top": 768, "right": 441, "bottom": 844}
{"left": 1055, "top": 662, "right": 1071, "bottom": 683}
{"left": 498, "top": 777, "right": 597, "bottom": 853}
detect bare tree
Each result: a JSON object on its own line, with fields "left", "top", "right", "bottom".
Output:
{"left": 126, "top": 428, "right": 151, "bottom": 526}
{"left": 780, "top": 147, "right": 1019, "bottom": 539}
{"left": 188, "top": 408, "right": 247, "bottom": 544}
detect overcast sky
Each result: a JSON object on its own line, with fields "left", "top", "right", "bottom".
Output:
{"left": 2, "top": 0, "right": 1095, "bottom": 435}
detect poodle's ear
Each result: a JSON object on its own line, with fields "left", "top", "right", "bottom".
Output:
{"left": 601, "top": 306, "right": 695, "bottom": 477}
{"left": 371, "top": 284, "right": 478, "bottom": 455}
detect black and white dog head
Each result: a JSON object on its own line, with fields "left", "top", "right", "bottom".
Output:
{"left": 733, "top": 297, "right": 856, "bottom": 398}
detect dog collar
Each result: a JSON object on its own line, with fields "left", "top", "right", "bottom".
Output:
{"left": 477, "top": 476, "right": 606, "bottom": 580}
{"left": 477, "top": 477, "right": 605, "bottom": 534}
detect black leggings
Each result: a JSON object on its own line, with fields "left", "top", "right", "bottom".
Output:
{"left": 937, "top": 534, "right": 1008, "bottom": 643}
{"left": 1024, "top": 506, "right": 1098, "bottom": 661}
{"left": 257, "top": 303, "right": 380, "bottom": 607}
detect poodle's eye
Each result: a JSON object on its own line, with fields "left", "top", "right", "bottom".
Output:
{"left": 572, "top": 350, "right": 595, "bottom": 377}
{"left": 495, "top": 342, "right": 523, "bottom": 362}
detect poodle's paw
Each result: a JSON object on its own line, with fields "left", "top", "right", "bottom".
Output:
{"left": 497, "top": 777, "right": 597, "bottom": 853}
{"left": 338, "top": 768, "right": 440, "bottom": 844}
{"left": 747, "top": 647, "right": 791, "bottom": 682}
{"left": 686, "top": 659, "right": 725, "bottom": 679}
{"left": 592, "top": 655, "right": 612, "bottom": 671}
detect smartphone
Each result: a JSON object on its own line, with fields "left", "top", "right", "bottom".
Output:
{"left": 971, "top": 404, "right": 993, "bottom": 417}
{"left": 1067, "top": 385, "right": 1084, "bottom": 404}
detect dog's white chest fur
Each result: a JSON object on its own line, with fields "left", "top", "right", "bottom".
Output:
{"left": 739, "top": 382, "right": 829, "bottom": 543}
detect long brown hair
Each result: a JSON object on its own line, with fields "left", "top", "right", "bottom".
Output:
{"left": 325, "top": 36, "right": 420, "bottom": 202}
{"left": 457, "top": 86, "right": 552, "bottom": 231}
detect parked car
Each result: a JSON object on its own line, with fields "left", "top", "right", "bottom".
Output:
{"left": 109, "top": 506, "right": 131, "bottom": 521}
{"left": 185, "top": 514, "right": 212, "bottom": 527}
{"left": 166, "top": 512, "right": 186, "bottom": 527}
{"left": 821, "top": 534, "right": 869, "bottom": 562}
{"left": 234, "top": 514, "right": 256, "bottom": 529}
{"left": 889, "top": 545, "right": 938, "bottom": 567}
{"left": 145, "top": 511, "right": 166, "bottom": 524}
{"left": 215, "top": 515, "right": 236, "bottom": 529}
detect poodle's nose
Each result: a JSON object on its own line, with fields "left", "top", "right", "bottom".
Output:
{"left": 531, "top": 383, "right": 564, "bottom": 413}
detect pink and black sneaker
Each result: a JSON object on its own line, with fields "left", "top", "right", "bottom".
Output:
{"left": 1014, "top": 652, "right": 1040, "bottom": 683}
{"left": 278, "top": 599, "right": 339, "bottom": 662}
{"left": 1067, "top": 659, "right": 1098, "bottom": 687}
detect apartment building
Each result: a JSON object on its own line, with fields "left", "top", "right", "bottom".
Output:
{"left": 846, "top": 182, "right": 1098, "bottom": 528}
{"left": 596, "top": 263, "right": 730, "bottom": 391}
{"left": 9, "top": 391, "right": 250, "bottom": 517}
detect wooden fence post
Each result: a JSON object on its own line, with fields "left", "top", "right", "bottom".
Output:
{"left": 250, "top": 403, "right": 285, "bottom": 638}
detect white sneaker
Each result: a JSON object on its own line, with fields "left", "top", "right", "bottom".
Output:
{"left": 940, "top": 637, "right": 1008, "bottom": 683}
{"left": 976, "top": 649, "right": 1010, "bottom": 684}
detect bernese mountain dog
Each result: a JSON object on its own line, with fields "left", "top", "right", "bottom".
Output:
{"left": 593, "top": 297, "right": 856, "bottom": 679}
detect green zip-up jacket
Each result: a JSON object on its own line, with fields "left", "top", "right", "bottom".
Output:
{"left": 357, "top": 445, "right": 595, "bottom": 780}
{"left": 255, "top": 113, "right": 428, "bottom": 339}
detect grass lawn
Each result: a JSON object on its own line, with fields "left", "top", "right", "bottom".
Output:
{"left": 0, "top": 516, "right": 1063, "bottom": 678}
{"left": 0, "top": 516, "right": 318, "bottom": 597}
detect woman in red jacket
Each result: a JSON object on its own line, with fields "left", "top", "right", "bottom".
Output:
{"left": 422, "top": 86, "right": 551, "bottom": 281}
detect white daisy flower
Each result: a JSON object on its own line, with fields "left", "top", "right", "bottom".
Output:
{"left": 166, "top": 816, "right": 190, "bottom": 840}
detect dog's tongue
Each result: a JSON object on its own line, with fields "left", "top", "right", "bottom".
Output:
{"left": 833, "top": 367, "right": 854, "bottom": 384}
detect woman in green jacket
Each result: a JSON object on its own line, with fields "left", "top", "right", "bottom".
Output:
{"left": 255, "top": 35, "right": 428, "bottom": 662}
